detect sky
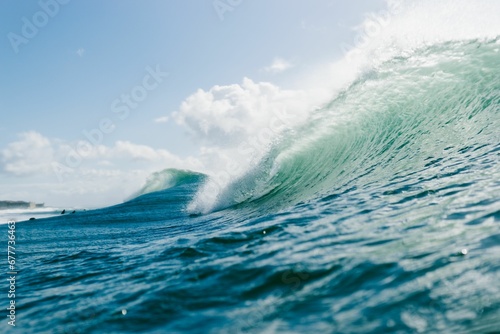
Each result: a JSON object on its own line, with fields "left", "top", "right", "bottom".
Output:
{"left": 0, "top": 0, "right": 387, "bottom": 208}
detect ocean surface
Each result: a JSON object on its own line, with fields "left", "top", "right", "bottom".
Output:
{"left": 6, "top": 12, "right": 500, "bottom": 334}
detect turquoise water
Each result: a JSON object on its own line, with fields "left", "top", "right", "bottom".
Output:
{"left": 12, "top": 39, "right": 500, "bottom": 333}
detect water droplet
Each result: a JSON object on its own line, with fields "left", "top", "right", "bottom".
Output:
{"left": 122, "top": 309, "right": 127, "bottom": 315}
{"left": 263, "top": 230, "right": 266, "bottom": 235}
{"left": 461, "top": 248, "right": 468, "bottom": 255}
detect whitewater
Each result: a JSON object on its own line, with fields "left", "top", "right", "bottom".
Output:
{"left": 9, "top": 0, "right": 500, "bottom": 333}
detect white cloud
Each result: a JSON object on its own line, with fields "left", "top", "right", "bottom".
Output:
{"left": 154, "top": 116, "right": 170, "bottom": 123}
{"left": 173, "top": 77, "right": 308, "bottom": 148}
{"left": 76, "top": 48, "right": 85, "bottom": 57}
{"left": 1, "top": 131, "right": 55, "bottom": 176}
{"left": 262, "top": 57, "right": 294, "bottom": 73}
{"left": 97, "top": 160, "right": 113, "bottom": 167}
{"left": 113, "top": 141, "right": 181, "bottom": 162}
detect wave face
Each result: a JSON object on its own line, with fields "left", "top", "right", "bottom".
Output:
{"left": 190, "top": 38, "right": 500, "bottom": 214}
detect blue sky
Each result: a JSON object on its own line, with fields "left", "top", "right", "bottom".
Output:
{"left": 0, "top": 0, "right": 386, "bottom": 207}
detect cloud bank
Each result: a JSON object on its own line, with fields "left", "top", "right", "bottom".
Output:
{"left": 0, "top": 132, "right": 201, "bottom": 207}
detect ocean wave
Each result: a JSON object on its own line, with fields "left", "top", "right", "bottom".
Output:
{"left": 128, "top": 168, "right": 206, "bottom": 201}
{"left": 188, "top": 38, "right": 500, "bottom": 214}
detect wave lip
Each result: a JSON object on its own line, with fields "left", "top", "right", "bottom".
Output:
{"left": 128, "top": 168, "right": 206, "bottom": 201}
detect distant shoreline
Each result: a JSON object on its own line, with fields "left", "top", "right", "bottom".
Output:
{"left": 0, "top": 201, "right": 45, "bottom": 210}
